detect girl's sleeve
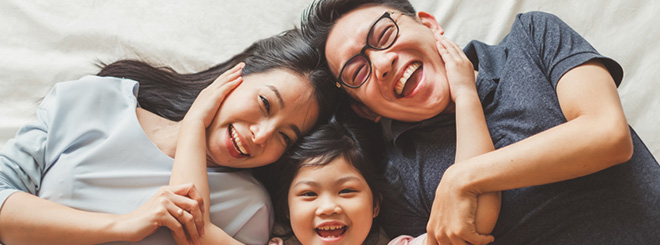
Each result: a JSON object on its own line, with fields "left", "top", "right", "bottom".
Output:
{"left": 0, "top": 85, "right": 57, "bottom": 208}
{"left": 388, "top": 233, "right": 427, "bottom": 245}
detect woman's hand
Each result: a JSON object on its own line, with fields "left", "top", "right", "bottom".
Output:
{"left": 112, "top": 183, "right": 205, "bottom": 245}
{"left": 434, "top": 33, "right": 477, "bottom": 103}
{"left": 183, "top": 63, "right": 244, "bottom": 128}
{"left": 426, "top": 165, "right": 494, "bottom": 245}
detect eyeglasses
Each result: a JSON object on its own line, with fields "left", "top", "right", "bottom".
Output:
{"left": 337, "top": 11, "right": 400, "bottom": 89}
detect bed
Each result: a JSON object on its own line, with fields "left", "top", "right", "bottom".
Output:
{"left": 1, "top": 0, "right": 658, "bottom": 161}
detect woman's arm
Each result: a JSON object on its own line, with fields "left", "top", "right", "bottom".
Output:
{"left": 0, "top": 81, "right": 202, "bottom": 244}
{"left": 168, "top": 63, "right": 245, "bottom": 245}
{"left": 0, "top": 184, "right": 204, "bottom": 244}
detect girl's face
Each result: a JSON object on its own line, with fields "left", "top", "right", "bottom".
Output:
{"left": 205, "top": 68, "right": 319, "bottom": 168}
{"left": 288, "top": 157, "right": 379, "bottom": 244}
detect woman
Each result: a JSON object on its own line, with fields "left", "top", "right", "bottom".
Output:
{"left": 0, "top": 29, "right": 337, "bottom": 244}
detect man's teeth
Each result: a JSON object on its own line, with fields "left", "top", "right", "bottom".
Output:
{"left": 317, "top": 225, "right": 344, "bottom": 231}
{"left": 231, "top": 126, "right": 247, "bottom": 155}
{"left": 395, "top": 62, "right": 421, "bottom": 96}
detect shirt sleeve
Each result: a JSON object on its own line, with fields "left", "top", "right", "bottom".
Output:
{"left": 0, "top": 84, "right": 58, "bottom": 208}
{"left": 388, "top": 233, "right": 427, "bottom": 245}
{"left": 513, "top": 11, "right": 623, "bottom": 88}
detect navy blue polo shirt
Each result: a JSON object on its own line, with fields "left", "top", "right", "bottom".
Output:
{"left": 379, "top": 12, "right": 660, "bottom": 244}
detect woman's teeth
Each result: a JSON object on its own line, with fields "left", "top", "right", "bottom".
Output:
{"left": 231, "top": 126, "right": 248, "bottom": 155}
{"left": 394, "top": 62, "right": 421, "bottom": 96}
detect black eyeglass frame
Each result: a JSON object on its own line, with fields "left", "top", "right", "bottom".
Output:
{"left": 337, "top": 11, "right": 401, "bottom": 89}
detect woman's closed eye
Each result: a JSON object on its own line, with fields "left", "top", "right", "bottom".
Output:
{"left": 280, "top": 132, "right": 293, "bottom": 147}
{"left": 259, "top": 95, "right": 270, "bottom": 113}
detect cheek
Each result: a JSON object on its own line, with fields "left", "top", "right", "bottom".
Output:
{"left": 288, "top": 200, "right": 314, "bottom": 240}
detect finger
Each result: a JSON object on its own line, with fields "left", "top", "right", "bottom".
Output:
{"left": 160, "top": 210, "right": 190, "bottom": 245}
{"left": 169, "top": 185, "right": 205, "bottom": 236}
{"left": 175, "top": 208, "right": 201, "bottom": 245}
{"left": 211, "top": 62, "right": 244, "bottom": 86}
{"left": 166, "top": 199, "right": 200, "bottom": 245}
{"left": 425, "top": 233, "right": 437, "bottom": 245}
{"left": 437, "top": 35, "right": 469, "bottom": 61}
{"left": 436, "top": 36, "right": 460, "bottom": 60}
{"left": 183, "top": 184, "right": 206, "bottom": 236}
{"left": 463, "top": 233, "right": 495, "bottom": 245}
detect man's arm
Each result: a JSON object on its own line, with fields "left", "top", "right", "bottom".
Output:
{"left": 449, "top": 60, "right": 632, "bottom": 194}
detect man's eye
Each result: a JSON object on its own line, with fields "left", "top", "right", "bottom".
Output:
{"left": 259, "top": 95, "right": 270, "bottom": 113}
{"left": 378, "top": 26, "right": 395, "bottom": 46}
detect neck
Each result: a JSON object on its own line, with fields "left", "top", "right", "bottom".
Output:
{"left": 136, "top": 108, "right": 180, "bottom": 158}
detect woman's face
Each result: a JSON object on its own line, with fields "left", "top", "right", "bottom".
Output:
{"left": 325, "top": 5, "right": 451, "bottom": 122}
{"left": 205, "top": 68, "right": 319, "bottom": 168}
{"left": 288, "top": 157, "right": 378, "bottom": 244}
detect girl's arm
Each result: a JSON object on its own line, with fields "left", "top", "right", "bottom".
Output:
{"left": 168, "top": 63, "right": 245, "bottom": 245}
{"left": 425, "top": 34, "right": 499, "bottom": 245}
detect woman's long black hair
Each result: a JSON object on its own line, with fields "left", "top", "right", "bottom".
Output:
{"left": 97, "top": 29, "right": 338, "bottom": 123}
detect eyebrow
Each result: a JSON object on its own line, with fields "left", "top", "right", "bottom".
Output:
{"left": 267, "top": 85, "right": 284, "bottom": 108}
{"left": 292, "top": 176, "right": 362, "bottom": 189}
{"left": 267, "top": 84, "right": 302, "bottom": 140}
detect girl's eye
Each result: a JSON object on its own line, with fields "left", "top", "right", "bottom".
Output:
{"left": 339, "top": 189, "right": 357, "bottom": 194}
{"left": 280, "top": 132, "right": 293, "bottom": 147}
{"left": 301, "top": 191, "right": 317, "bottom": 197}
{"left": 259, "top": 95, "right": 270, "bottom": 113}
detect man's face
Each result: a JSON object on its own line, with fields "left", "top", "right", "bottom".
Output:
{"left": 326, "top": 5, "right": 452, "bottom": 122}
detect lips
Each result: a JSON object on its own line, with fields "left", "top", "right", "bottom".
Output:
{"left": 227, "top": 124, "right": 249, "bottom": 158}
{"left": 394, "top": 62, "right": 422, "bottom": 98}
{"left": 315, "top": 224, "right": 347, "bottom": 241}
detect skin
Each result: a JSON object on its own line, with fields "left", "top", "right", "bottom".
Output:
{"left": 325, "top": 5, "right": 633, "bottom": 245}
{"left": 287, "top": 156, "right": 379, "bottom": 245}
{"left": 326, "top": 5, "right": 451, "bottom": 122}
{"left": 169, "top": 63, "right": 320, "bottom": 244}
{"left": 204, "top": 67, "right": 319, "bottom": 169}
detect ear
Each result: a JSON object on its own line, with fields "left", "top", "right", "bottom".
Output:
{"left": 350, "top": 101, "right": 382, "bottom": 123}
{"left": 372, "top": 194, "right": 381, "bottom": 218}
{"left": 417, "top": 11, "right": 444, "bottom": 36}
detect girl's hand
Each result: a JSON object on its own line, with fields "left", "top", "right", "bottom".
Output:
{"left": 113, "top": 183, "right": 205, "bottom": 245}
{"left": 435, "top": 33, "right": 477, "bottom": 102}
{"left": 183, "top": 63, "right": 244, "bottom": 127}
{"left": 425, "top": 165, "right": 494, "bottom": 245}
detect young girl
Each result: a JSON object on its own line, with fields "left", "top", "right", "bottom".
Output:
{"left": 262, "top": 31, "right": 500, "bottom": 244}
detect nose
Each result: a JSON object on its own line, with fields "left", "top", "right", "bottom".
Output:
{"left": 250, "top": 120, "right": 276, "bottom": 145}
{"left": 315, "top": 196, "right": 342, "bottom": 216}
{"left": 366, "top": 49, "right": 397, "bottom": 81}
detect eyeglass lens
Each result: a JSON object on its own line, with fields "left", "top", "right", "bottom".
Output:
{"left": 340, "top": 12, "right": 398, "bottom": 88}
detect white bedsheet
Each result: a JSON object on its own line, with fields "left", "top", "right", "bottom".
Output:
{"left": 1, "top": 0, "right": 658, "bottom": 160}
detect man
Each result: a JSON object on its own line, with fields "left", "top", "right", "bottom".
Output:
{"left": 302, "top": 0, "right": 660, "bottom": 244}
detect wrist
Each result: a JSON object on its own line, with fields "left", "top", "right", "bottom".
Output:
{"left": 446, "top": 162, "right": 482, "bottom": 195}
